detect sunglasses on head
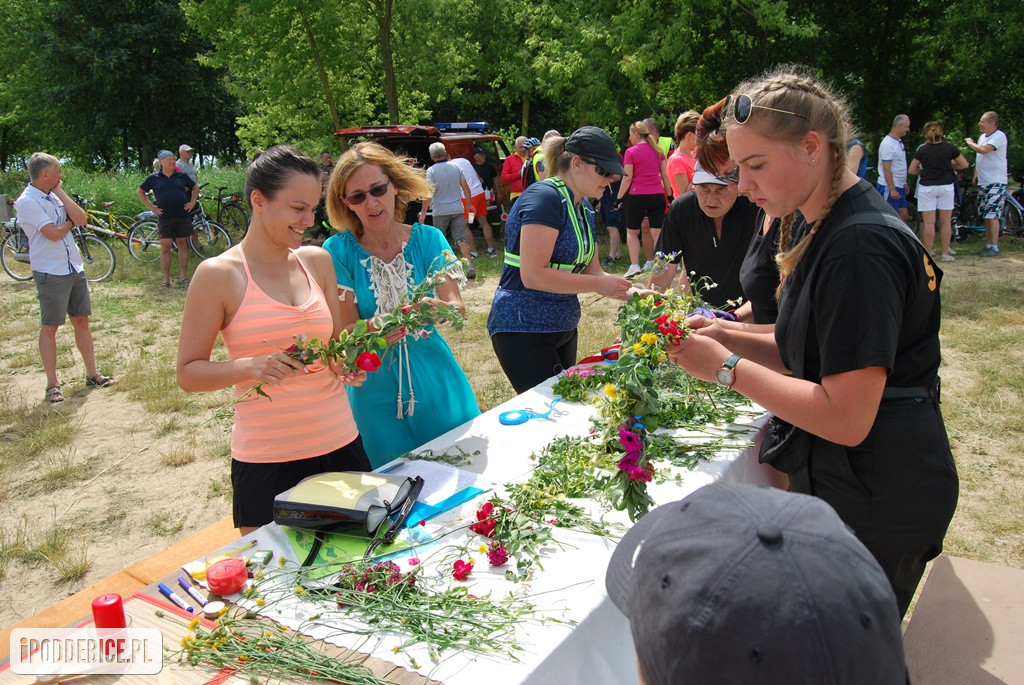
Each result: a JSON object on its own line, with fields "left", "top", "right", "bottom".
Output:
{"left": 726, "top": 93, "right": 808, "bottom": 125}
{"left": 580, "top": 158, "right": 617, "bottom": 178}
{"left": 715, "top": 167, "right": 740, "bottom": 183}
{"left": 345, "top": 180, "right": 391, "bottom": 205}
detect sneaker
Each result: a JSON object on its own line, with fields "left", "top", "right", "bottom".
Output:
{"left": 940, "top": 254, "right": 956, "bottom": 262}
{"left": 947, "top": 247, "right": 957, "bottom": 256}
{"left": 601, "top": 256, "right": 618, "bottom": 267}
{"left": 470, "top": 251, "right": 479, "bottom": 259}
{"left": 624, "top": 263, "right": 642, "bottom": 279}
{"left": 160, "top": 282, "right": 171, "bottom": 289}
{"left": 976, "top": 246, "right": 999, "bottom": 257}
{"left": 466, "top": 265, "right": 476, "bottom": 279}
{"left": 486, "top": 247, "right": 496, "bottom": 257}
{"left": 643, "top": 260, "right": 654, "bottom": 270}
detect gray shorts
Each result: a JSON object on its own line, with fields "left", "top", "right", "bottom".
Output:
{"left": 432, "top": 213, "right": 468, "bottom": 244}
{"left": 33, "top": 270, "right": 91, "bottom": 326}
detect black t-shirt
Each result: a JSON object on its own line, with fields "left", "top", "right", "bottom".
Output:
{"left": 738, "top": 212, "right": 781, "bottom": 324}
{"left": 775, "top": 179, "right": 942, "bottom": 387}
{"left": 472, "top": 161, "right": 497, "bottom": 190}
{"left": 655, "top": 192, "right": 758, "bottom": 308}
{"left": 139, "top": 171, "right": 195, "bottom": 219}
{"left": 913, "top": 142, "right": 961, "bottom": 186}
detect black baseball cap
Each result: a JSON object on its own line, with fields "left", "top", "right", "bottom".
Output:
{"left": 564, "top": 126, "right": 625, "bottom": 176}
{"left": 606, "top": 483, "right": 908, "bottom": 685}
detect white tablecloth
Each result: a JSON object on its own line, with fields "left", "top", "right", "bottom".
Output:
{"left": 205, "top": 375, "right": 785, "bottom": 684}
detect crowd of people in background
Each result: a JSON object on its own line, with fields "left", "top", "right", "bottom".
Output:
{"left": 15, "top": 62, "right": 1019, "bottom": 683}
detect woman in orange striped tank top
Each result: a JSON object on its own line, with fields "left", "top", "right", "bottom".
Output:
{"left": 177, "top": 146, "right": 371, "bottom": 535}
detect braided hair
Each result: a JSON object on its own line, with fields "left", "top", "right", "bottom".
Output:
{"left": 722, "top": 67, "right": 850, "bottom": 297}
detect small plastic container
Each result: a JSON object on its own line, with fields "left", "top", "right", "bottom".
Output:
{"left": 205, "top": 557, "right": 247, "bottom": 595}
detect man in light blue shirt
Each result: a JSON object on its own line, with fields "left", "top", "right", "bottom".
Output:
{"left": 14, "top": 152, "right": 114, "bottom": 402}
{"left": 419, "top": 142, "right": 476, "bottom": 278}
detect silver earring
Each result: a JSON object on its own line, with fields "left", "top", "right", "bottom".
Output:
{"left": 810, "top": 159, "right": 817, "bottom": 165}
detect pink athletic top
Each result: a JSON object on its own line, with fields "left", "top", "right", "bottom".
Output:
{"left": 221, "top": 249, "right": 358, "bottom": 463}
{"left": 623, "top": 142, "right": 667, "bottom": 195}
{"left": 667, "top": 150, "right": 696, "bottom": 196}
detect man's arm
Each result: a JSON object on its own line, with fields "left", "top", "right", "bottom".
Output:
{"left": 846, "top": 145, "right": 864, "bottom": 174}
{"left": 185, "top": 182, "right": 199, "bottom": 211}
{"left": 52, "top": 181, "right": 87, "bottom": 226}
{"left": 881, "top": 161, "right": 899, "bottom": 198}
{"left": 501, "top": 156, "right": 519, "bottom": 183}
{"left": 965, "top": 137, "right": 996, "bottom": 155}
{"left": 136, "top": 186, "right": 162, "bottom": 216}
{"left": 418, "top": 196, "right": 432, "bottom": 224}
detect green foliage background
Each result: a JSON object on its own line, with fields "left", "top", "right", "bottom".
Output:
{"left": 2, "top": 0, "right": 1023, "bottom": 176}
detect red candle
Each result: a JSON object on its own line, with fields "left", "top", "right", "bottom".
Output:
{"left": 206, "top": 558, "right": 247, "bottom": 595}
{"left": 91, "top": 593, "right": 126, "bottom": 629}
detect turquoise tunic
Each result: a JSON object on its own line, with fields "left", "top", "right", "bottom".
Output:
{"left": 323, "top": 224, "right": 480, "bottom": 467}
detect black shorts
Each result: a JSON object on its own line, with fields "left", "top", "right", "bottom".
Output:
{"left": 231, "top": 436, "right": 371, "bottom": 528}
{"left": 158, "top": 216, "right": 194, "bottom": 239}
{"left": 623, "top": 193, "right": 667, "bottom": 230}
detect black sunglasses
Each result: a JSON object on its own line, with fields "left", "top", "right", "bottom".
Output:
{"left": 364, "top": 475, "right": 424, "bottom": 558}
{"left": 345, "top": 180, "right": 391, "bottom": 205}
{"left": 580, "top": 158, "right": 617, "bottom": 179}
{"left": 726, "top": 93, "right": 808, "bottom": 125}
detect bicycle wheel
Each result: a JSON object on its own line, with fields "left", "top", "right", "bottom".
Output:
{"left": 218, "top": 204, "right": 249, "bottom": 240}
{"left": 78, "top": 234, "right": 116, "bottom": 282}
{"left": 189, "top": 220, "right": 232, "bottom": 260}
{"left": 1003, "top": 201, "right": 1024, "bottom": 238}
{"left": 1, "top": 231, "right": 33, "bottom": 281}
{"left": 128, "top": 220, "right": 161, "bottom": 261}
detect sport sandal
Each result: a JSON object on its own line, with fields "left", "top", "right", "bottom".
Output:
{"left": 45, "top": 384, "right": 64, "bottom": 403}
{"left": 86, "top": 374, "right": 114, "bottom": 388}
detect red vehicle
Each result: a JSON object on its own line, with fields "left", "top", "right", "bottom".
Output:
{"left": 334, "top": 122, "right": 511, "bottom": 222}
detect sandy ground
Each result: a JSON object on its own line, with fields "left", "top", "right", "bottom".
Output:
{"left": 0, "top": 247, "right": 1020, "bottom": 630}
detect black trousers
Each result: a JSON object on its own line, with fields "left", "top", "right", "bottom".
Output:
{"left": 789, "top": 397, "right": 959, "bottom": 617}
{"left": 491, "top": 329, "right": 578, "bottom": 394}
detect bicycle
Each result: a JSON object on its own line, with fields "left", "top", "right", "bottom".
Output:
{"left": 72, "top": 194, "right": 161, "bottom": 260}
{"left": 203, "top": 184, "right": 249, "bottom": 240}
{"left": 952, "top": 174, "right": 1024, "bottom": 241}
{"left": 128, "top": 204, "right": 231, "bottom": 262}
{"left": 1, "top": 219, "right": 115, "bottom": 282}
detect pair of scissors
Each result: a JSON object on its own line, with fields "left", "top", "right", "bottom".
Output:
{"left": 499, "top": 397, "right": 566, "bottom": 425}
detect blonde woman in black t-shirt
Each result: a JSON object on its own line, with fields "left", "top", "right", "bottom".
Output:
{"left": 668, "top": 68, "right": 958, "bottom": 619}
{"left": 909, "top": 121, "right": 969, "bottom": 262}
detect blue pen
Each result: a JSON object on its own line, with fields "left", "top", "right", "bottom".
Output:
{"left": 178, "top": 576, "right": 209, "bottom": 609}
{"left": 158, "top": 582, "right": 194, "bottom": 613}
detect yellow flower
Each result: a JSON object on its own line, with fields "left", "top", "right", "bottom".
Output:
{"left": 641, "top": 333, "right": 658, "bottom": 346}
{"left": 255, "top": 598, "right": 265, "bottom": 607}
{"left": 293, "top": 586, "right": 305, "bottom": 595}
{"left": 658, "top": 352, "right": 667, "bottom": 363}
{"left": 632, "top": 343, "right": 646, "bottom": 354}
{"left": 392, "top": 645, "right": 401, "bottom": 654}
{"left": 188, "top": 618, "right": 200, "bottom": 632}
{"left": 180, "top": 636, "right": 193, "bottom": 649}
{"left": 604, "top": 383, "right": 619, "bottom": 398}
{"left": 478, "top": 543, "right": 488, "bottom": 553}
{"left": 277, "top": 556, "right": 287, "bottom": 567}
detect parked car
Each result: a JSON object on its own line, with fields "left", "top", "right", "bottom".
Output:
{"left": 334, "top": 122, "right": 511, "bottom": 223}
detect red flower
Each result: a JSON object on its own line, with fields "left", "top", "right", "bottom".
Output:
{"left": 355, "top": 351, "right": 382, "bottom": 372}
{"left": 477, "top": 502, "right": 495, "bottom": 519}
{"left": 486, "top": 542, "right": 509, "bottom": 567}
{"left": 452, "top": 559, "right": 474, "bottom": 581}
{"left": 470, "top": 518, "right": 497, "bottom": 538}
{"left": 628, "top": 463, "right": 654, "bottom": 482}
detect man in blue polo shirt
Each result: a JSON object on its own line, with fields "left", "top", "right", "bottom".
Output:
{"left": 136, "top": 149, "right": 199, "bottom": 288}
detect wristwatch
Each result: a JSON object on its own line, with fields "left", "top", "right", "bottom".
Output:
{"left": 716, "top": 354, "right": 741, "bottom": 388}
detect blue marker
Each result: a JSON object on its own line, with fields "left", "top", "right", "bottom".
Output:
{"left": 158, "top": 582, "right": 194, "bottom": 613}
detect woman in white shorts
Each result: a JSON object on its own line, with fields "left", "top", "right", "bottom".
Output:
{"left": 909, "top": 121, "right": 969, "bottom": 261}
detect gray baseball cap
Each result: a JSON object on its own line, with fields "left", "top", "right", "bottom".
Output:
{"left": 156, "top": 150, "right": 175, "bottom": 160}
{"left": 606, "top": 483, "right": 908, "bottom": 685}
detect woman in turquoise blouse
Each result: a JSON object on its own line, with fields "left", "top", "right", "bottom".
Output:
{"left": 323, "top": 143, "right": 480, "bottom": 467}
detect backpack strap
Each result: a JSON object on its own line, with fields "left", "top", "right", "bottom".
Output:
{"left": 503, "top": 178, "right": 596, "bottom": 273}
{"left": 782, "top": 210, "right": 934, "bottom": 379}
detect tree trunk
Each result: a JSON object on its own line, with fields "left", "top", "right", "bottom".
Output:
{"left": 371, "top": 0, "right": 399, "bottom": 124}
{"left": 521, "top": 94, "right": 530, "bottom": 135}
{"left": 297, "top": 4, "right": 341, "bottom": 133}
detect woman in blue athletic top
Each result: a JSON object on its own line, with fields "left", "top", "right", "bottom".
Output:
{"left": 488, "top": 127, "right": 633, "bottom": 393}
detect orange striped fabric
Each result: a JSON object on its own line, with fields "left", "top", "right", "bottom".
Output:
{"left": 222, "top": 250, "right": 358, "bottom": 463}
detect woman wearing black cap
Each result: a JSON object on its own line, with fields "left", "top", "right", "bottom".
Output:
{"left": 488, "top": 126, "right": 634, "bottom": 393}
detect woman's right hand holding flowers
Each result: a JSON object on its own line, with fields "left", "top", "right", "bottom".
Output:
{"left": 248, "top": 352, "right": 304, "bottom": 385}
{"left": 597, "top": 274, "right": 633, "bottom": 300}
